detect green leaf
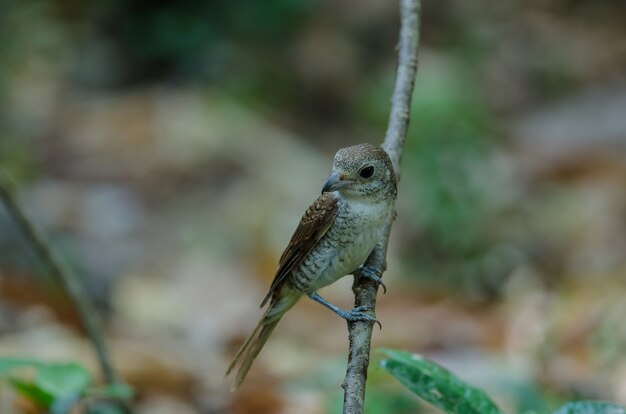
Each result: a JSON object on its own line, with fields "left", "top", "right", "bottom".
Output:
{"left": 379, "top": 349, "right": 504, "bottom": 414}
{"left": 36, "top": 363, "right": 91, "bottom": 399}
{"left": 552, "top": 401, "right": 626, "bottom": 414}
{"left": 9, "top": 377, "right": 55, "bottom": 407}
{"left": 0, "top": 358, "right": 92, "bottom": 409}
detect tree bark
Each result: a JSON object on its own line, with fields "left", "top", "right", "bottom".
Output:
{"left": 341, "top": 0, "right": 421, "bottom": 412}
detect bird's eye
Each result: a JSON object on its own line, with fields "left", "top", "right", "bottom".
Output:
{"left": 359, "top": 166, "right": 374, "bottom": 179}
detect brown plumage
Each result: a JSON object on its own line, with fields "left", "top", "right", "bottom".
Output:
{"left": 261, "top": 193, "right": 339, "bottom": 307}
{"left": 226, "top": 143, "right": 396, "bottom": 389}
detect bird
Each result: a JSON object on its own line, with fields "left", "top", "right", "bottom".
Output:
{"left": 226, "top": 143, "right": 397, "bottom": 388}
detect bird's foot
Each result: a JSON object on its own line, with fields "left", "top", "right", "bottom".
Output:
{"left": 338, "top": 307, "right": 382, "bottom": 329}
{"left": 357, "top": 265, "right": 387, "bottom": 293}
{"left": 307, "top": 293, "right": 382, "bottom": 329}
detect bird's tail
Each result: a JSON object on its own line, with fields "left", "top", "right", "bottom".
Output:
{"left": 225, "top": 292, "right": 299, "bottom": 389}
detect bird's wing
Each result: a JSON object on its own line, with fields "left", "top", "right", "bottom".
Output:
{"left": 260, "top": 193, "right": 339, "bottom": 307}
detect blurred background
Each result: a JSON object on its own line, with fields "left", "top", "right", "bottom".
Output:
{"left": 1, "top": 0, "right": 626, "bottom": 413}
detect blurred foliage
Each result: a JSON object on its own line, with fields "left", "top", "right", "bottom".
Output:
{"left": 326, "top": 388, "right": 421, "bottom": 414}
{"left": 0, "top": 357, "right": 133, "bottom": 413}
{"left": 84, "top": 0, "right": 313, "bottom": 85}
{"left": 407, "top": 70, "right": 510, "bottom": 297}
{"left": 510, "top": 382, "right": 564, "bottom": 414}
{"left": 295, "top": 355, "right": 424, "bottom": 414}
{"left": 552, "top": 401, "right": 626, "bottom": 414}
{"left": 358, "top": 54, "right": 510, "bottom": 297}
{"left": 0, "top": 139, "right": 37, "bottom": 185}
{"left": 404, "top": 59, "right": 495, "bottom": 267}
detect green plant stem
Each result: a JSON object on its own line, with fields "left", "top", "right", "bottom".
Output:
{"left": 341, "top": 0, "right": 421, "bottom": 413}
{"left": 0, "top": 174, "right": 120, "bottom": 385}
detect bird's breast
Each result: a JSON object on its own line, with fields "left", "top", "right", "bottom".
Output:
{"left": 306, "top": 199, "right": 391, "bottom": 290}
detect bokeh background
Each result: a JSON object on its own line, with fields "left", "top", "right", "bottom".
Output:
{"left": 1, "top": 0, "right": 626, "bottom": 413}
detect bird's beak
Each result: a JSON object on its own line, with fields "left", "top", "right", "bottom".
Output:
{"left": 322, "top": 171, "right": 349, "bottom": 194}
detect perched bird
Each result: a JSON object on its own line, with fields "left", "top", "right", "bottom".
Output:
{"left": 226, "top": 143, "right": 397, "bottom": 388}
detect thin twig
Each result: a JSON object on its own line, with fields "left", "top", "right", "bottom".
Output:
{"left": 341, "top": 0, "right": 421, "bottom": 413}
{"left": 0, "top": 173, "right": 120, "bottom": 385}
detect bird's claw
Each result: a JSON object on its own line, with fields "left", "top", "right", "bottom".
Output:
{"left": 358, "top": 265, "right": 387, "bottom": 293}
{"left": 338, "top": 307, "right": 382, "bottom": 329}
{"left": 307, "top": 293, "right": 382, "bottom": 329}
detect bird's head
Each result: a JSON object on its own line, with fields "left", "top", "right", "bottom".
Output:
{"left": 322, "top": 143, "right": 397, "bottom": 201}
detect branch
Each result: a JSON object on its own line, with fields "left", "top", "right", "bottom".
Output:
{"left": 0, "top": 173, "right": 120, "bottom": 385}
{"left": 342, "top": 0, "right": 421, "bottom": 412}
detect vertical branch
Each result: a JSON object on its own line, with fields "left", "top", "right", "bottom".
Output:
{"left": 342, "top": 0, "right": 421, "bottom": 413}
{"left": 0, "top": 173, "right": 120, "bottom": 385}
